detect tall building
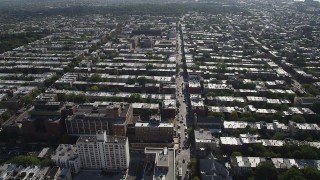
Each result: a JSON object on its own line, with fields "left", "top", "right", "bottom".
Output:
{"left": 135, "top": 115, "right": 174, "bottom": 142}
{"left": 131, "top": 115, "right": 174, "bottom": 149}
{"left": 21, "top": 93, "right": 75, "bottom": 140}
{"left": 76, "top": 130, "right": 130, "bottom": 171}
{"left": 66, "top": 103, "right": 133, "bottom": 136}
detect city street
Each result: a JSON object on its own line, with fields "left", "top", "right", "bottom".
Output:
{"left": 175, "top": 21, "right": 191, "bottom": 180}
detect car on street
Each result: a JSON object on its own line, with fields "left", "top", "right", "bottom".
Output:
{"left": 179, "top": 168, "right": 183, "bottom": 177}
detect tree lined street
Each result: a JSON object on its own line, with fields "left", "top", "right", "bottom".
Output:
{"left": 175, "top": 20, "right": 191, "bottom": 180}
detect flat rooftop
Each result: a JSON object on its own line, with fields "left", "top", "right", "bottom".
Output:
{"left": 77, "top": 135, "right": 127, "bottom": 144}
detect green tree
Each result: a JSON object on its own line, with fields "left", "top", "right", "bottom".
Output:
{"left": 254, "top": 162, "right": 278, "bottom": 180}
{"left": 20, "top": 95, "right": 33, "bottom": 105}
{"left": 279, "top": 166, "right": 306, "bottom": 180}
{"left": 254, "top": 114, "right": 273, "bottom": 123}
{"left": 129, "top": 93, "right": 144, "bottom": 103}
{"left": 40, "top": 158, "right": 54, "bottom": 167}
{"left": 176, "top": 101, "right": 180, "bottom": 108}
{"left": 187, "top": 158, "right": 198, "bottom": 177}
{"left": 137, "top": 77, "right": 148, "bottom": 86}
{"left": 246, "top": 117, "right": 256, "bottom": 122}
{"left": 88, "top": 85, "right": 99, "bottom": 91}
{"left": 303, "top": 167, "right": 320, "bottom": 180}
{"left": 67, "top": 94, "right": 88, "bottom": 103}
{"left": 311, "top": 102, "right": 320, "bottom": 114}
{"left": 245, "top": 125, "right": 257, "bottom": 134}
{"left": 0, "top": 32, "right": 45, "bottom": 53}
{"left": 203, "top": 53, "right": 211, "bottom": 60}
{"left": 274, "top": 112, "right": 285, "bottom": 122}
{"left": 187, "top": 128, "right": 194, "bottom": 136}
{"left": 168, "top": 118, "right": 176, "bottom": 123}
{"left": 30, "top": 89, "right": 41, "bottom": 98}
{"left": 1, "top": 111, "right": 11, "bottom": 121}
{"left": 273, "top": 132, "right": 285, "bottom": 140}
{"left": 74, "top": 94, "right": 88, "bottom": 103}
{"left": 146, "top": 64, "right": 155, "bottom": 70}
{"left": 231, "top": 151, "right": 242, "bottom": 157}
{"left": 240, "top": 82, "right": 256, "bottom": 89}
{"left": 299, "top": 146, "right": 318, "bottom": 159}
{"left": 229, "top": 111, "right": 239, "bottom": 121}
{"left": 44, "top": 75, "right": 61, "bottom": 87}
{"left": 208, "top": 112, "right": 224, "bottom": 119}
{"left": 291, "top": 115, "right": 306, "bottom": 123}
{"left": 176, "top": 66, "right": 180, "bottom": 73}
{"left": 302, "top": 84, "right": 320, "bottom": 96}
{"left": 57, "top": 93, "right": 67, "bottom": 102}
{"left": 217, "top": 63, "right": 226, "bottom": 73}
{"left": 63, "top": 66, "right": 71, "bottom": 72}
{"left": 248, "top": 144, "right": 266, "bottom": 157}
{"left": 126, "top": 79, "right": 136, "bottom": 85}
{"left": 8, "top": 156, "right": 41, "bottom": 166}
{"left": 110, "top": 88, "right": 120, "bottom": 93}
{"left": 231, "top": 100, "right": 244, "bottom": 107}
{"left": 88, "top": 74, "right": 102, "bottom": 82}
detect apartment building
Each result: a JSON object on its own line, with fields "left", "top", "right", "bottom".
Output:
{"left": 0, "top": 164, "right": 71, "bottom": 180}
{"left": 134, "top": 116, "right": 174, "bottom": 143}
{"left": 231, "top": 156, "right": 320, "bottom": 175}
{"left": 51, "top": 144, "right": 81, "bottom": 173}
{"left": 194, "top": 129, "right": 220, "bottom": 156}
{"left": 66, "top": 103, "right": 133, "bottom": 136}
{"left": 21, "top": 94, "right": 74, "bottom": 140}
{"left": 288, "top": 121, "right": 320, "bottom": 137}
{"left": 76, "top": 130, "right": 130, "bottom": 171}
{"left": 161, "top": 99, "right": 176, "bottom": 118}
{"left": 223, "top": 120, "right": 289, "bottom": 135}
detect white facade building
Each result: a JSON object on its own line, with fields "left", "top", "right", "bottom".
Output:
{"left": 51, "top": 144, "right": 81, "bottom": 173}
{"left": 76, "top": 130, "right": 130, "bottom": 171}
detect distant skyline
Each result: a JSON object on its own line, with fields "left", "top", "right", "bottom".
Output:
{"left": 295, "top": 0, "right": 320, "bottom": 2}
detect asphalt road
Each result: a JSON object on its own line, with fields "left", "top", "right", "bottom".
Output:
{"left": 175, "top": 21, "right": 191, "bottom": 180}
